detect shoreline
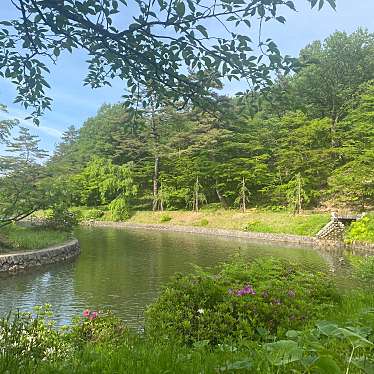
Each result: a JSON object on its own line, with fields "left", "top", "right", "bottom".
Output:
{"left": 0, "top": 239, "right": 80, "bottom": 273}
{"left": 81, "top": 221, "right": 374, "bottom": 253}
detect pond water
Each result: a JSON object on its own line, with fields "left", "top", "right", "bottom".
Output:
{"left": 0, "top": 227, "right": 349, "bottom": 328}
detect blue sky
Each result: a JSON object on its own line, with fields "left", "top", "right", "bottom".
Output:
{"left": 0, "top": 0, "right": 373, "bottom": 153}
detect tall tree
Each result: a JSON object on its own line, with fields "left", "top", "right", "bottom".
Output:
{"left": 0, "top": 0, "right": 334, "bottom": 123}
{"left": 0, "top": 127, "right": 49, "bottom": 226}
{"left": 293, "top": 29, "right": 374, "bottom": 146}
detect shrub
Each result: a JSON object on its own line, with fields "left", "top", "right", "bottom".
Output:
{"left": 145, "top": 258, "right": 340, "bottom": 346}
{"left": 109, "top": 197, "right": 130, "bottom": 221}
{"left": 83, "top": 208, "right": 105, "bottom": 221}
{"left": 243, "top": 221, "right": 272, "bottom": 232}
{"left": 345, "top": 216, "right": 374, "bottom": 243}
{"left": 69, "top": 309, "right": 127, "bottom": 346}
{"left": 200, "top": 218, "right": 209, "bottom": 226}
{"left": 160, "top": 214, "right": 172, "bottom": 223}
{"left": 0, "top": 305, "right": 71, "bottom": 363}
{"left": 44, "top": 207, "right": 79, "bottom": 231}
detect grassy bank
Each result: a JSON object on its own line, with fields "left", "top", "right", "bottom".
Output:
{"left": 0, "top": 225, "right": 71, "bottom": 252}
{"left": 64, "top": 207, "right": 330, "bottom": 237}
{"left": 127, "top": 210, "right": 330, "bottom": 236}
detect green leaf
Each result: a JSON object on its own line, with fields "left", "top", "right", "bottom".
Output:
{"left": 53, "top": 47, "right": 60, "bottom": 57}
{"left": 257, "top": 5, "right": 265, "bottom": 17}
{"left": 175, "top": 2, "right": 185, "bottom": 17}
{"left": 195, "top": 25, "right": 208, "bottom": 38}
{"left": 352, "top": 358, "right": 374, "bottom": 374}
{"left": 326, "top": 0, "right": 336, "bottom": 9}
{"left": 218, "top": 360, "right": 252, "bottom": 371}
{"left": 285, "top": 1, "right": 296, "bottom": 11}
{"left": 313, "top": 356, "right": 341, "bottom": 374}
{"left": 264, "top": 340, "right": 303, "bottom": 366}
{"left": 309, "top": 0, "right": 318, "bottom": 8}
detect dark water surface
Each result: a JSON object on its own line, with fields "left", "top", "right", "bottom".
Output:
{"left": 0, "top": 227, "right": 345, "bottom": 327}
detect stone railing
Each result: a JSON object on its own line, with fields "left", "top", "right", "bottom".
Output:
{"left": 0, "top": 240, "right": 80, "bottom": 273}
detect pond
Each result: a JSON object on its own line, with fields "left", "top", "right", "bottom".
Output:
{"left": 0, "top": 226, "right": 349, "bottom": 328}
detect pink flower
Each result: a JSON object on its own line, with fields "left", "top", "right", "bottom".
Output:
{"left": 89, "top": 311, "right": 98, "bottom": 320}
{"left": 83, "top": 309, "right": 90, "bottom": 318}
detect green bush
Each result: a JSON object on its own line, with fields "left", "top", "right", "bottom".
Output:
{"left": 45, "top": 207, "right": 79, "bottom": 231}
{"left": 0, "top": 305, "right": 71, "bottom": 363}
{"left": 243, "top": 220, "right": 273, "bottom": 232}
{"left": 199, "top": 218, "right": 209, "bottom": 226}
{"left": 160, "top": 214, "right": 172, "bottom": 223}
{"left": 69, "top": 309, "right": 127, "bottom": 346}
{"left": 345, "top": 216, "right": 374, "bottom": 243}
{"left": 83, "top": 208, "right": 105, "bottom": 220}
{"left": 109, "top": 197, "right": 130, "bottom": 221}
{"left": 145, "top": 258, "right": 340, "bottom": 346}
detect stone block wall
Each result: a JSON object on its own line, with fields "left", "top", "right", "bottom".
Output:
{"left": 0, "top": 240, "right": 80, "bottom": 273}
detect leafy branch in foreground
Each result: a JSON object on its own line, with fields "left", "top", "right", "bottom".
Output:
{"left": 1, "top": 0, "right": 335, "bottom": 122}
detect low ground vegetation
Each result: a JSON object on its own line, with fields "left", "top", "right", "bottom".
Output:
{"left": 51, "top": 207, "right": 330, "bottom": 237}
{"left": 346, "top": 213, "right": 374, "bottom": 244}
{"left": 0, "top": 224, "right": 71, "bottom": 252}
{"left": 0, "top": 257, "right": 373, "bottom": 373}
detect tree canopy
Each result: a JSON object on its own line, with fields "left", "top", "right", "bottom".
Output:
{"left": 1, "top": 0, "right": 335, "bottom": 123}
{"left": 45, "top": 29, "right": 374, "bottom": 213}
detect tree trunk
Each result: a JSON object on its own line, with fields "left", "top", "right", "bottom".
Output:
{"left": 150, "top": 100, "right": 160, "bottom": 212}
{"left": 297, "top": 175, "right": 302, "bottom": 214}
{"left": 242, "top": 177, "right": 246, "bottom": 212}
{"left": 331, "top": 112, "right": 339, "bottom": 148}
{"left": 195, "top": 177, "right": 199, "bottom": 212}
{"left": 152, "top": 155, "right": 160, "bottom": 211}
{"left": 216, "top": 187, "right": 228, "bottom": 209}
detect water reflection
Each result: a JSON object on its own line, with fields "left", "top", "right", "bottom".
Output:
{"left": 0, "top": 226, "right": 353, "bottom": 327}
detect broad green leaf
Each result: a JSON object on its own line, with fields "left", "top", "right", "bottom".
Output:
{"left": 175, "top": 2, "right": 185, "bottom": 17}
{"left": 313, "top": 356, "right": 341, "bottom": 374}
{"left": 265, "top": 340, "right": 303, "bottom": 366}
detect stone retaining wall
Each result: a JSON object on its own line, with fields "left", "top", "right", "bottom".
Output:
{"left": 83, "top": 221, "right": 316, "bottom": 245}
{"left": 83, "top": 221, "right": 374, "bottom": 253}
{"left": 0, "top": 240, "right": 80, "bottom": 273}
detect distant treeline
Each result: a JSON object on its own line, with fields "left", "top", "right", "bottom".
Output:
{"left": 49, "top": 29, "right": 374, "bottom": 215}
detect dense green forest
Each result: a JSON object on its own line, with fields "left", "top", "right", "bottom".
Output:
{"left": 47, "top": 29, "right": 374, "bottom": 218}
{"left": 1, "top": 29, "right": 374, "bottom": 228}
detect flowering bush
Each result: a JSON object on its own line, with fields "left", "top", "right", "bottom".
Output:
{"left": 0, "top": 305, "right": 71, "bottom": 363}
{"left": 69, "top": 309, "right": 127, "bottom": 345}
{"left": 145, "top": 258, "right": 340, "bottom": 346}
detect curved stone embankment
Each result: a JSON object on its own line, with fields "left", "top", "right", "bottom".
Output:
{"left": 83, "top": 221, "right": 374, "bottom": 253}
{"left": 0, "top": 240, "right": 80, "bottom": 273}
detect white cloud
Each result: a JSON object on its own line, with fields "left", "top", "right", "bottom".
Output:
{"left": 0, "top": 107, "right": 63, "bottom": 139}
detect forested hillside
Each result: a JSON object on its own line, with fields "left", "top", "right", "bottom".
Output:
{"left": 49, "top": 29, "right": 374, "bottom": 217}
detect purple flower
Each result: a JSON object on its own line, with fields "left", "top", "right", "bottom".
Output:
{"left": 287, "top": 290, "right": 296, "bottom": 298}
{"left": 235, "top": 284, "right": 256, "bottom": 297}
